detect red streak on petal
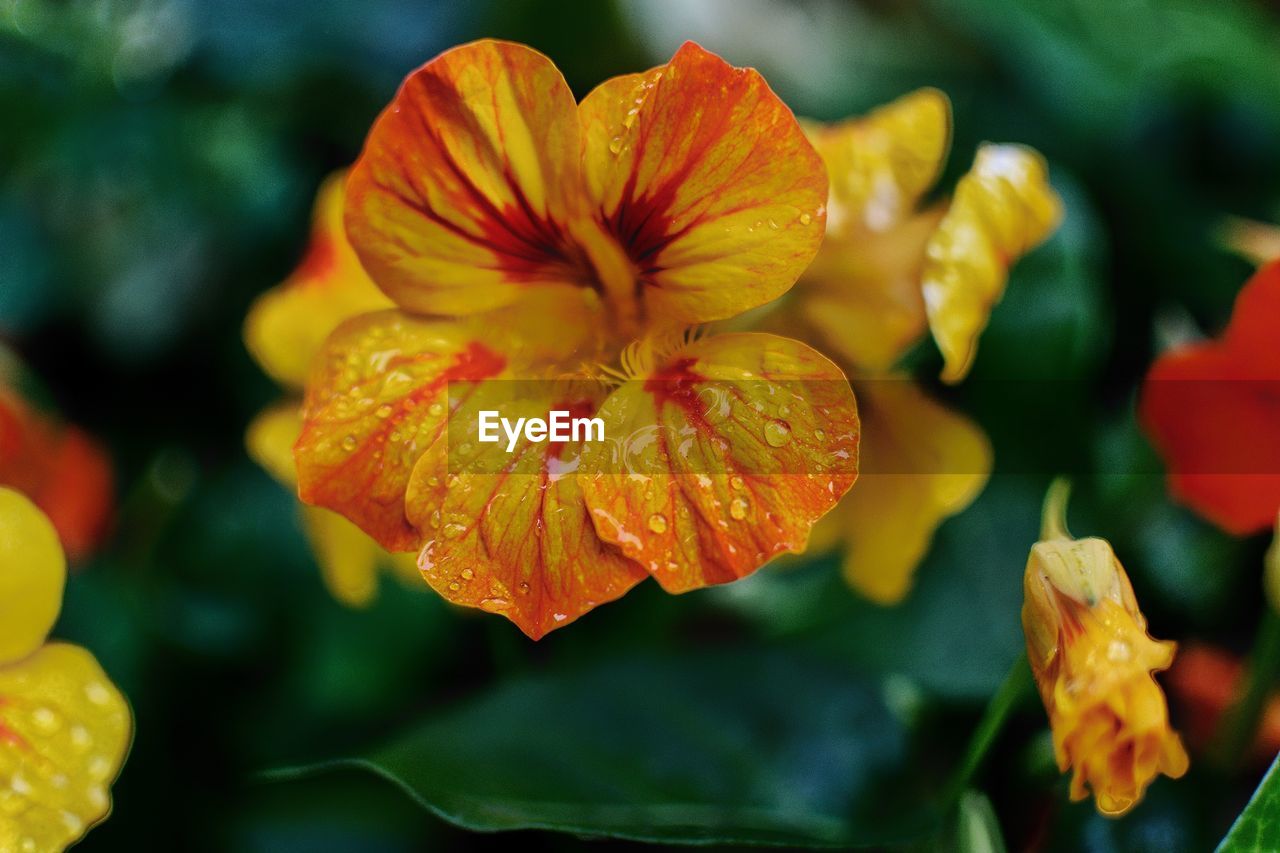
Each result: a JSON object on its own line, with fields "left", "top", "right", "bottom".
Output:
{"left": 295, "top": 233, "right": 338, "bottom": 284}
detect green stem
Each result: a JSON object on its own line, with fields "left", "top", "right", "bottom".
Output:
{"left": 946, "top": 655, "right": 1035, "bottom": 802}
{"left": 1215, "top": 608, "right": 1280, "bottom": 771}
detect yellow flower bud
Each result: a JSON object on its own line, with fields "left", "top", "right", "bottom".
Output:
{"left": 1022, "top": 480, "right": 1188, "bottom": 816}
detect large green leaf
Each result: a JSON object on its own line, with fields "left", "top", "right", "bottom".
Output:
{"left": 1219, "top": 757, "right": 1280, "bottom": 852}
{"left": 270, "top": 650, "right": 933, "bottom": 847}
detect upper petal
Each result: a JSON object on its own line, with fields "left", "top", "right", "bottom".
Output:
{"left": 0, "top": 489, "right": 64, "bottom": 666}
{"left": 409, "top": 382, "right": 647, "bottom": 639}
{"left": 0, "top": 643, "right": 132, "bottom": 852}
{"left": 579, "top": 42, "right": 827, "bottom": 325}
{"left": 922, "top": 144, "right": 1063, "bottom": 383}
{"left": 345, "top": 40, "right": 588, "bottom": 316}
{"left": 804, "top": 88, "right": 951, "bottom": 238}
{"left": 580, "top": 333, "right": 858, "bottom": 592}
{"left": 243, "top": 171, "right": 394, "bottom": 389}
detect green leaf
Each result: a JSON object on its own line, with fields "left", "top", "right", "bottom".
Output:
{"left": 269, "top": 650, "right": 934, "bottom": 847}
{"left": 1219, "top": 756, "right": 1280, "bottom": 852}
{"left": 956, "top": 790, "right": 1008, "bottom": 853}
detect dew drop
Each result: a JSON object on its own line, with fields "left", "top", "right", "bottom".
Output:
{"left": 447, "top": 581, "right": 461, "bottom": 592}
{"left": 763, "top": 419, "right": 793, "bottom": 447}
{"left": 442, "top": 522, "right": 467, "bottom": 539}
{"left": 427, "top": 401, "right": 444, "bottom": 417}
{"left": 375, "top": 404, "right": 393, "bottom": 419}
{"left": 730, "top": 475, "right": 746, "bottom": 491}
{"left": 814, "top": 428, "right": 826, "bottom": 442}
{"left": 608, "top": 136, "right": 625, "bottom": 155}
{"left": 460, "top": 568, "right": 475, "bottom": 581}
{"left": 647, "top": 513, "right": 668, "bottom": 534}
{"left": 517, "top": 582, "right": 531, "bottom": 595}
{"left": 799, "top": 212, "right": 813, "bottom": 226}
{"left": 30, "top": 707, "right": 58, "bottom": 733}
{"left": 341, "top": 435, "right": 358, "bottom": 452}
{"left": 729, "top": 496, "right": 749, "bottom": 520}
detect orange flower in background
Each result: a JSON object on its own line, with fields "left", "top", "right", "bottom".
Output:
{"left": 1022, "top": 480, "right": 1188, "bottom": 817}
{"left": 243, "top": 171, "right": 419, "bottom": 606}
{"left": 1140, "top": 260, "right": 1280, "bottom": 535}
{"left": 0, "top": 371, "right": 113, "bottom": 562}
{"left": 772, "top": 90, "right": 1060, "bottom": 602}
{"left": 0, "top": 488, "right": 132, "bottom": 851}
{"left": 293, "top": 39, "right": 859, "bottom": 638}
{"left": 1165, "top": 644, "right": 1280, "bottom": 760}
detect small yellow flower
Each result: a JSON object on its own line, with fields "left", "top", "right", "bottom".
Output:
{"left": 0, "top": 488, "right": 132, "bottom": 851}
{"left": 1022, "top": 480, "right": 1188, "bottom": 816}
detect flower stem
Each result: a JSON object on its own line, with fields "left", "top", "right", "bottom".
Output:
{"left": 1215, "top": 607, "right": 1280, "bottom": 771}
{"left": 946, "top": 655, "right": 1035, "bottom": 802}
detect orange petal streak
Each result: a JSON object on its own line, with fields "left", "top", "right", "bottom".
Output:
{"left": 579, "top": 43, "right": 828, "bottom": 325}
{"left": 295, "top": 311, "right": 507, "bottom": 551}
{"left": 581, "top": 333, "right": 858, "bottom": 592}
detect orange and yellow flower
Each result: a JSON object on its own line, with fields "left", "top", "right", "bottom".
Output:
{"left": 292, "top": 40, "right": 860, "bottom": 638}
{"left": 1140, "top": 260, "right": 1280, "bottom": 536}
{"left": 0, "top": 368, "right": 113, "bottom": 563}
{"left": 1022, "top": 480, "right": 1188, "bottom": 816}
{"left": 0, "top": 488, "right": 132, "bottom": 851}
{"left": 772, "top": 89, "right": 1060, "bottom": 602}
{"left": 243, "top": 171, "right": 419, "bottom": 606}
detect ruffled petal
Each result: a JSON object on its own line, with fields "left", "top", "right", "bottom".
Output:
{"left": 0, "top": 643, "right": 132, "bottom": 852}
{"left": 922, "top": 144, "right": 1062, "bottom": 383}
{"left": 580, "top": 333, "right": 858, "bottom": 592}
{"left": 579, "top": 42, "right": 827, "bottom": 325}
{"left": 0, "top": 489, "right": 64, "bottom": 666}
{"left": 345, "top": 40, "right": 588, "bottom": 316}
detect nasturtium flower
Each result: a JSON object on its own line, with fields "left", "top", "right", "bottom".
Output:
{"left": 295, "top": 39, "right": 859, "bottom": 638}
{"left": 1222, "top": 216, "right": 1280, "bottom": 267}
{"left": 0, "top": 488, "right": 131, "bottom": 851}
{"left": 0, "top": 376, "right": 113, "bottom": 562}
{"left": 243, "top": 171, "right": 418, "bottom": 607}
{"left": 1140, "top": 260, "right": 1280, "bottom": 535}
{"left": 1022, "top": 480, "right": 1188, "bottom": 817}
{"left": 770, "top": 89, "right": 1058, "bottom": 602}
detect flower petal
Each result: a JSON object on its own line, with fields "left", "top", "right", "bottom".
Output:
{"left": 804, "top": 88, "right": 951, "bottom": 238}
{"left": 295, "top": 310, "right": 509, "bottom": 552}
{"left": 345, "top": 40, "right": 587, "bottom": 316}
{"left": 922, "top": 144, "right": 1062, "bottom": 383}
{"left": 243, "top": 171, "right": 394, "bottom": 388}
{"left": 300, "top": 505, "right": 381, "bottom": 608}
{"left": 821, "top": 381, "right": 990, "bottom": 604}
{"left": 409, "top": 383, "right": 646, "bottom": 639}
{"left": 0, "top": 489, "right": 64, "bottom": 666}
{"left": 580, "top": 333, "right": 858, "bottom": 593}
{"left": 579, "top": 42, "right": 827, "bottom": 325}
{"left": 0, "top": 643, "right": 132, "bottom": 852}
{"left": 245, "top": 401, "right": 302, "bottom": 489}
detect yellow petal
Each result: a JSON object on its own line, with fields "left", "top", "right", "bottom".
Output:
{"left": 243, "top": 171, "right": 394, "bottom": 388}
{"left": 922, "top": 144, "right": 1063, "bottom": 383}
{"left": 0, "top": 643, "right": 132, "bottom": 852}
{"left": 825, "top": 381, "right": 991, "bottom": 604}
{"left": 804, "top": 88, "right": 951, "bottom": 238}
{"left": 1221, "top": 216, "right": 1280, "bottom": 267}
{"left": 245, "top": 401, "right": 302, "bottom": 489}
{"left": 300, "top": 506, "right": 380, "bottom": 608}
{"left": 0, "top": 489, "right": 64, "bottom": 665}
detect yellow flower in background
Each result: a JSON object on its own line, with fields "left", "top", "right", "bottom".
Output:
{"left": 0, "top": 488, "right": 131, "bottom": 851}
{"left": 1022, "top": 479, "right": 1188, "bottom": 816}
{"left": 243, "top": 171, "right": 417, "bottom": 607}
{"left": 775, "top": 89, "right": 1059, "bottom": 601}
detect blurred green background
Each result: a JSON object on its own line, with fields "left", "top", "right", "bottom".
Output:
{"left": 4, "top": 0, "right": 1280, "bottom": 850}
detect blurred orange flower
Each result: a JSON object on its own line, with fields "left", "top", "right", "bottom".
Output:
{"left": 292, "top": 39, "right": 859, "bottom": 638}
{"left": 0, "top": 377, "right": 113, "bottom": 562}
{"left": 0, "top": 488, "right": 132, "bottom": 851}
{"left": 776, "top": 90, "right": 1060, "bottom": 602}
{"left": 1022, "top": 480, "right": 1188, "bottom": 816}
{"left": 1140, "top": 260, "right": 1280, "bottom": 535}
{"left": 243, "top": 171, "right": 419, "bottom": 606}
{"left": 1165, "top": 644, "right": 1280, "bottom": 760}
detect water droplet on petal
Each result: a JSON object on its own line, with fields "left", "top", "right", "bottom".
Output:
{"left": 729, "top": 496, "right": 749, "bottom": 520}
{"left": 799, "top": 212, "right": 813, "bottom": 226}
{"left": 764, "top": 419, "right": 793, "bottom": 447}
{"left": 460, "top": 568, "right": 475, "bottom": 581}
{"left": 647, "top": 513, "right": 668, "bottom": 534}
{"left": 814, "top": 428, "right": 826, "bottom": 442}
{"left": 341, "top": 435, "right": 358, "bottom": 452}
{"left": 427, "top": 401, "right": 444, "bottom": 417}
{"left": 609, "top": 136, "right": 625, "bottom": 155}
{"left": 375, "top": 404, "right": 393, "bottom": 419}
{"left": 730, "top": 475, "right": 746, "bottom": 491}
